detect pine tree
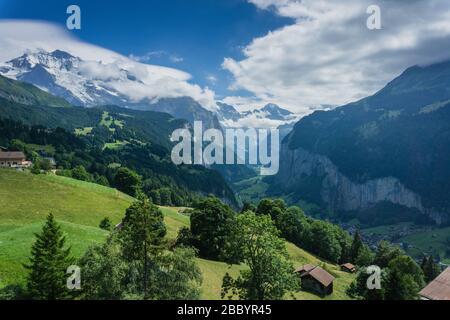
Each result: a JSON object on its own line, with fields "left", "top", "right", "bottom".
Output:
{"left": 350, "top": 231, "right": 364, "bottom": 263}
{"left": 422, "top": 255, "right": 441, "bottom": 283}
{"left": 420, "top": 255, "right": 428, "bottom": 272}
{"left": 25, "top": 213, "right": 73, "bottom": 300}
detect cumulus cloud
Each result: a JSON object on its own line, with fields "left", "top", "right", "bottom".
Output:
{"left": 221, "top": 95, "right": 273, "bottom": 112}
{"left": 78, "top": 61, "right": 125, "bottom": 81}
{"left": 222, "top": 113, "right": 295, "bottom": 129}
{"left": 224, "top": 0, "right": 450, "bottom": 115}
{"left": 0, "top": 20, "right": 215, "bottom": 109}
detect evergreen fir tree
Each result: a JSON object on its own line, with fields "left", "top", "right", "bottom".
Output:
{"left": 350, "top": 231, "right": 364, "bottom": 263}
{"left": 25, "top": 213, "right": 73, "bottom": 300}
{"left": 422, "top": 255, "right": 441, "bottom": 283}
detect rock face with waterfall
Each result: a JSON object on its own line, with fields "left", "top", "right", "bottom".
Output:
{"left": 275, "top": 146, "right": 424, "bottom": 212}
{"left": 270, "top": 60, "right": 450, "bottom": 225}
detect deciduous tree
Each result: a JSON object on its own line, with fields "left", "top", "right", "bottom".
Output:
{"left": 221, "top": 211, "right": 299, "bottom": 300}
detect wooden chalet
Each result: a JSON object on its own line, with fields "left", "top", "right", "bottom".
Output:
{"left": 295, "top": 264, "right": 335, "bottom": 296}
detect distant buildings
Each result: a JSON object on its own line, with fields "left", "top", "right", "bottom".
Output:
{"left": 295, "top": 264, "right": 335, "bottom": 296}
{"left": 0, "top": 151, "right": 32, "bottom": 168}
{"left": 419, "top": 267, "right": 450, "bottom": 300}
{"left": 340, "top": 263, "right": 356, "bottom": 273}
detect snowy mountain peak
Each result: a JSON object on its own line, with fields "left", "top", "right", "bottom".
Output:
{"left": 7, "top": 49, "right": 79, "bottom": 73}
{"left": 260, "top": 103, "right": 293, "bottom": 117}
{"left": 216, "top": 101, "right": 299, "bottom": 129}
{"left": 0, "top": 49, "right": 136, "bottom": 106}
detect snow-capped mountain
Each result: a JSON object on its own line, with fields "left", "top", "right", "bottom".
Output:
{"left": 0, "top": 49, "right": 131, "bottom": 106}
{"left": 244, "top": 103, "right": 294, "bottom": 121}
{"left": 0, "top": 49, "right": 298, "bottom": 132}
{"left": 216, "top": 102, "right": 299, "bottom": 129}
{"left": 0, "top": 49, "right": 224, "bottom": 129}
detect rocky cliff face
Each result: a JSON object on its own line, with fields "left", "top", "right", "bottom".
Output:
{"left": 274, "top": 143, "right": 449, "bottom": 222}
{"left": 274, "top": 61, "right": 450, "bottom": 225}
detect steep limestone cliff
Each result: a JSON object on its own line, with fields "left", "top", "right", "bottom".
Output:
{"left": 273, "top": 143, "right": 446, "bottom": 220}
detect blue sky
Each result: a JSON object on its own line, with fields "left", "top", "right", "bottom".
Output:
{"left": 0, "top": 0, "right": 292, "bottom": 99}
{"left": 1, "top": 0, "right": 450, "bottom": 115}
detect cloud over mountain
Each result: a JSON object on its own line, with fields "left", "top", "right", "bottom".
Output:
{"left": 0, "top": 20, "right": 216, "bottom": 109}
{"left": 223, "top": 0, "right": 450, "bottom": 115}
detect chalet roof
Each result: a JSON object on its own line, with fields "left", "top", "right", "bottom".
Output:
{"left": 419, "top": 267, "right": 450, "bottom": 300}
{"left": 295, "top": 264, "right": 316, "bottom": 278}
{"left": 0, "top": 151, "right": 26, "bottom": 160}
{"left": 308, "top": 266, "right": 335, "bottom": 287}
{"left": 296, "top": 265, "right": 335, "bottom": 287}
{"left": 295, "top": 264, "right": 316, "bottom": 274}
{"left": 341, "top": 263, "right": 356, "bottom": 270}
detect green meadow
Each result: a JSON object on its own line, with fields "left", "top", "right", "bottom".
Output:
{"left": 0, "top": 169, "right": 355, "bottom": 299}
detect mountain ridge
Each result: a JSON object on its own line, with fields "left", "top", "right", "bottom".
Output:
{"left": 272, "top": 59, "right": 450, "bottom": 224}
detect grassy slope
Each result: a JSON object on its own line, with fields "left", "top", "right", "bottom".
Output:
{"left": 0, "top": 169, "right": 133, "bottom": 286}
{"left": 0, "top": 169, "right": 354, "bottom": 299}
{"left": 0, "top": 169, "right": 132, "bottom": 226}
{"left": 0, "top": 75, "right": 71, "bottom": 108}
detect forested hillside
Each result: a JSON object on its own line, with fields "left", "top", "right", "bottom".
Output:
{"left": 0, "top": 75, "right": 237, "bottom": 207}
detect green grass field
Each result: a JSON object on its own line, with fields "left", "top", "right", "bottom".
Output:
{"left": 74, "top": 127, "right": 93, "bottom": 136}
{"left": 103, "top": 140, "right": 129, "bottom": 150}
{"left": 399, "top": 227, "right": 450, "bottom": 264}
{"left": 0, "top": 169, "right": 133, "bottom": 287}
{"left": 100, "top": 111, "right": 124, "bottom": 132}
{"left": 233, "top": 176, "right": 269, "bottom": 204}
{"left": 0, "top": 169, "right": 355, "bottom": 299}
{"left": 362, "top": 222, "right": 450, "bottom": 264}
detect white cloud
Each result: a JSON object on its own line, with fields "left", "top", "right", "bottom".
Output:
{"left": 206, "top": 74, "right": 218, "bottom": 84}
{"left": 78, "top": 61, "right": 125, "bottom": 81}
{"left": 223, "top": 0, "right": 450, "bottom": 115}
{"left": 0, "top": 20, "right": 215, "bottom": 109}
{"left": 221, "top": 95, "right": 271, "bottom": 112}
{"left": 128, "top": 51, "right": 166, "bottom": 63}
{"left": 169, "top": 55, "right": 184, "bottom": 63}
{"left": 222, "top": 113, "right": 295, "bottom": 129}
{"left": 129, "top": 51, "right": 184, "bottom": 64}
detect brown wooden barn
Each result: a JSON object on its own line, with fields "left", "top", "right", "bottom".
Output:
{"left": 295, "top": 264, "right": 335, "bottom": 296}
{"left": 340, "top": 263, "right": 356, "bottom": 273}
